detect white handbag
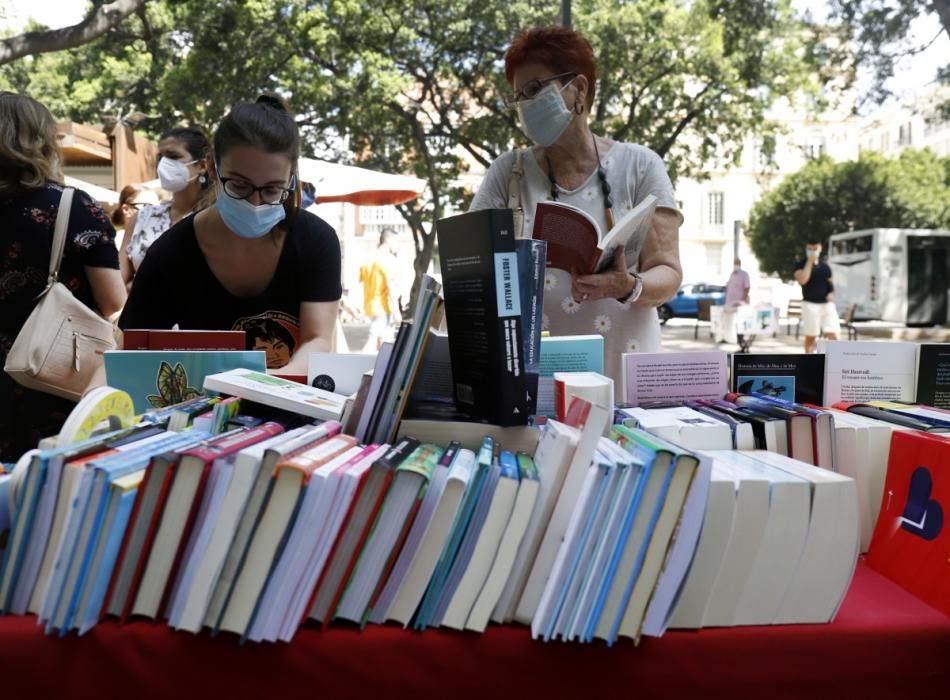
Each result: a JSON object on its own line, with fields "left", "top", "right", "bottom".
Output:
{"left": 4, "top": 187, "right": 116, "bottom": 401}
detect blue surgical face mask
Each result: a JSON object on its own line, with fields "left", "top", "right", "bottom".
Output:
{"left": 214, "top": 189, "right": 286, "bottom": 239}
{"left": 516, "top": 80, "right": 576, "bottom": 147}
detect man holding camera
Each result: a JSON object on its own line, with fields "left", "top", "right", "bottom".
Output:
{"left": 793, "top": 238, "right": 840, "bottom": 353}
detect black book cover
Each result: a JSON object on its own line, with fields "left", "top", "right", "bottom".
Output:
{"left": 437, "top": 209, "right": 527, "bottom": 426}
{"left": 916, "top": 343, "right": 950, "bottom": 409}
{"left": 517, "top": 239, "right": 547, "bottom": 416}
{"left": 731, "top": 353, "right": 825, "bottom": 405}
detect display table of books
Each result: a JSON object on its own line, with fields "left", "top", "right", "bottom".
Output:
{"left": 0, "top": 561, "right": 947, "bottom": 698}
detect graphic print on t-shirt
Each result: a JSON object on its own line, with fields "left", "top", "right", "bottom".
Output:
{"left": 232, "top": 311, "right": 300, "bottom": 369}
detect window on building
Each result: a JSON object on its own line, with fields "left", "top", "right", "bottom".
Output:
{"left": 705, "top": 243, "right": 723, "bottom": 275}
{"left": 707, "top": 192, "right": 724, "bottom": 225}
{"left": 898, "top": 122, "right": 913, "bottom": 146}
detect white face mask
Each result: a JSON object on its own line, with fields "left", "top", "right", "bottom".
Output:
{"left": 734, "top": 266, "right": 741, "bottom": 272}
{"left": 516, "top": 80, "right": 577, "bottom": 147}
{"left": 158, "top": 157, "right": 198, "bottom": 192}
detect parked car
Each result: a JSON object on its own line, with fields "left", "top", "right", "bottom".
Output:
{"left": 658, "top": 283, "right": 726, "bottom": 324}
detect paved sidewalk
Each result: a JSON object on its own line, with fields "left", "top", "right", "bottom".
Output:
{"left": 342, "top": 317, "right": 947, "bottom": 357}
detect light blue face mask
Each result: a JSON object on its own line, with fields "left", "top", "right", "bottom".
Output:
{"left": 516, "top": 80, "right": 577, "bottom": 147}
{"left": 214, "top": 190, "right": 287, "bottom": 239}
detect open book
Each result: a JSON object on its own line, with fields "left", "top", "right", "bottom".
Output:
{"left": 531, "top": 194, "right": 657, "bottom": 276}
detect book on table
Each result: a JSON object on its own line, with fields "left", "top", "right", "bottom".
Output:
{"left": 203, "top": 369, "right": 348, "bottom": 421}
{"left": 531, "top": 194, "right": 657, "bottom": 276}
{"left": 916, "top": 343, "right": 950, "bottom": 409}
{"left": 436, "top": 208, "right": 527, "bottom": 426}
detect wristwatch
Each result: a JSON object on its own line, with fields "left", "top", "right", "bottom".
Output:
{"left": 618, "top": 271, "right": 643, "bottom": 304}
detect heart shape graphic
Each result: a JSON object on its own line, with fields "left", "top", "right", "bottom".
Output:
{"left": 899, "top": 466, "right": 943, "bottom": 541}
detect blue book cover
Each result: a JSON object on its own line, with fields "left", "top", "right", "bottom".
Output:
{"left": 605, "top": 451, "right": 677, "bottom": 646}
{"left": 45, "top": 429, "right": 211, "bottom": 635}
{"left": 77, "top": 483, "right": 139, "bottom": 635}
{"left": 541, "top": 457, "right": 613, "bottom": 641}
{"left": 516, "top": 239, "right": 547, "bottom": 415}
{"left": 0, "top": 454, "right": 47, "bottom": 612}
{"left": 584, "top": 443, "right": 655, "bottom": 643}
{"left": 428, "top": 458, "right": 502, "bottom": 627}
{"left": 104, "top": 350, "right": 267, "bottom": 414}
{"left": 413, "top": 437, "right": 493, "bottom": 629}
{"left": 538, "top": 335, "right": 605, "bottom": 417}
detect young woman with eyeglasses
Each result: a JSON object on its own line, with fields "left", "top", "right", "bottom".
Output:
{"left": 119, "top": 127, "right": 213, "bottom": 290}
{"left": 470, "top": 27, "right": 684, "bottom": 385}
{"left": 119, "top": 95, "right": 342, "bottom": 373}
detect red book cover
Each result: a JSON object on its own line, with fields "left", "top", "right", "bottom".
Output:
{"left": 318, "top": 468, "right": 395, "bottom": 630}
{"left": 866, "top": 430, "right": 949, "bottom": 615}
{"left": 563, "top": 395, "right": 593, "bottom": 429}
{"left": 122, "top": 329, "right": 246, "bottom": 351}
{"left": 118, "top": 456, "right": 180, "bottom": 623}
{"left": 157, "top": 422, "right": 286, "bottom": 617}
{"left": 532, "top": 202, "right": 600, "bottom": 276}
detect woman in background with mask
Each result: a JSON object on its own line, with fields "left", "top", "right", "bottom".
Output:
{"left": 118, "top": 127, "right": 212, "bottom": 289}
{"left": 119, "top": 95, "right": 341, "bottom": 374}
{"left": 470, "top": 27, "right": 683, "bottom": 384}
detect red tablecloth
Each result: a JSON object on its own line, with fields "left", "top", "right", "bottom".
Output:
{"left": 2, "top": 561, "right": 947, "bottom": 699}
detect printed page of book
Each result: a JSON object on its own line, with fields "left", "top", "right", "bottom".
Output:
{"left": 822, "top": 341, "right": 918, "bottom": 406}
{"left": 622, "top": 351, "right": 728, "bottom": 406}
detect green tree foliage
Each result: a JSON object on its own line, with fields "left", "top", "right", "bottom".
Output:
{"left": 747, "top": 149, "right": 950, "bottom": 280}
{"left": 1, "top": 0, "right": 821, "bottom": 308}
{"left": 826, "top": 0, "right": 949, "bottom": 108}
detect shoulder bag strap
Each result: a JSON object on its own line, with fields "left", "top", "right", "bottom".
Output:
{"left": 507, "top": 149, "right": 525, "bottom": 237}
{"left": 47, "top": 187, "right": 75, "bottom": 286}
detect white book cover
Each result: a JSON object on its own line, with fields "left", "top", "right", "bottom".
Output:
{"left": 441, "top": 460, "right": 520, "bottom": 630}
{"left": 175, "top": 428, "right": 309, "bottom": 633}
{"left": 491, "top": 420, "right": 578, "bottom": 624}
{"left": 700, "top": 461, "right": 770, "bottom": 628}
{"left": 387, "top": 449, "right": 475, "bottom": 627}
{"left": 515, "top": 403, "right": 609, "bottom": 625}
{"left": 822, "top": 340, "right": 918, "bottom": 406}
{"left": 307, "top": 352, "right": 377, "bottom": 396}
{"left": 744, "top": 450, "right": 860, "bottom": 624}
{"left": 701, "top": 451, "right": 811, "bottom": 627}
{"left": 667, "top": 465, "right": 738, "bottom": 629}
{"left": 621, "top": 406, "right": 733, "bottom": 450}
{"left": 204, "top": 369, "right": 348, "bottom": 421}
{"left": 465, "top": 459, "right": 540, "bottom": 633}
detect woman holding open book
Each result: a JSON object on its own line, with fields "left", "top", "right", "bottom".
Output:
{"left": 470, "top": 27, "right": 683, "bottom": 383}
{"left": 119, "top": 95, "right": 342, "bottom": 374}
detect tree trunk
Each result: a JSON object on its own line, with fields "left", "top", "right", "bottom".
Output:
{"left": 0, "top": 0, "right": 146, "bottom": 66}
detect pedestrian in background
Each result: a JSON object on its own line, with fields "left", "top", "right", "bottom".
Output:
{"left": 793, "top": 238, "right": 839, "bottom": 353}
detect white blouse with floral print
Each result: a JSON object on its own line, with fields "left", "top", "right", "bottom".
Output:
{"left": 471, "top": 142, "right": 683, "bottom": 385}
{"left": 127, "top": 200, "right": 174, "bottom": 272}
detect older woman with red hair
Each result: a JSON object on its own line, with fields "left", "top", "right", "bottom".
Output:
{"left": 471, "top": 26, "right": 683, "bottom": 384}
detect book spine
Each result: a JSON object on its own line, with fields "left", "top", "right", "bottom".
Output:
{"left": 119, "top": 462, "right": 177, "bottom": 624}
{"left": 517, "top": 239, "right": 546, "bottom": 416}
{"left": 491, "top": 209, "right": 528, "bottom": 426}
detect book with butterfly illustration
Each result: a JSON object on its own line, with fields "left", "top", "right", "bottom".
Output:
{"left": 531, "top": 194, "right": 657, "bottom": 276}
{"left": 103, "top": 351, "right": 267, "bottom": 414}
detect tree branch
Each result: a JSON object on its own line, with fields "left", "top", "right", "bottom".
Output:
{"left": 0, "top": 0, "right": 147, "bottom": 66}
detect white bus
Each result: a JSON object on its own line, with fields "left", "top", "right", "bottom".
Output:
{"left": 827, "top": 228, "right": 950, "bottom": 325}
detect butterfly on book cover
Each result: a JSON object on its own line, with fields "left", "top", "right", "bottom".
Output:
{"left": 147, "top": 361, "right": 203, "bottom": 408}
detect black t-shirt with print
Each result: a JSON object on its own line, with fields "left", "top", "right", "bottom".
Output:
{"left": 119, "top": 209, "right": 342, "bottom": 367}
{"left": 793, "top": 258, "right": 834, "bottom": 303}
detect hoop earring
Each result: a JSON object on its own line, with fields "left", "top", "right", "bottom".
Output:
{"left": 574, "top": 100, "right": 584, "bottom": 115}
{"left": 198, "top": 173, "right": 207, "bottom": 185}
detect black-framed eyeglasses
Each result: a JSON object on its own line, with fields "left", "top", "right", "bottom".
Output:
{"left": 219, "top": 175, "right": 297, "bottom": 205}
{"left": 507, "top": 72, "right": 577, "bottom": 107}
